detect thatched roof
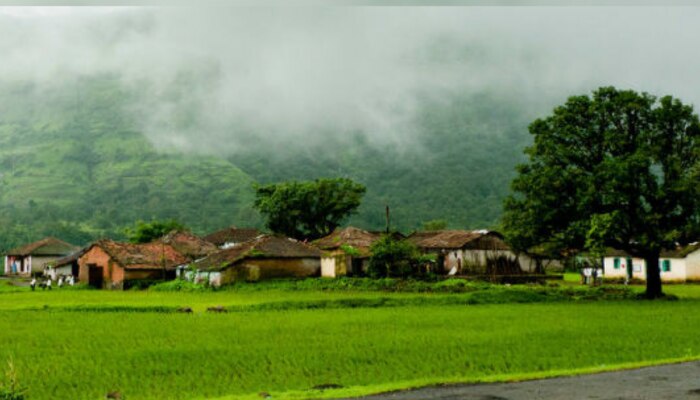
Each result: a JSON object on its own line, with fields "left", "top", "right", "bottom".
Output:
{"left": 407, "top": 230, "right": 507, "bottom": 250}
{"left": 86, "top": 240, "right": 189, "bottom": 270}
{"left": 158, "top": 231, "right": 218, "bottom": 260}
{"left": 314, "top": 227, "right": 381, "bottom": 255}
{"left": 6, "top": 237, "right": 79, "bottom": 257}
{"left": 194, "top": 235, "right": 321, "bottom": 271}
{"left": 203, "top": 227, "right": 262, "bottom": 247}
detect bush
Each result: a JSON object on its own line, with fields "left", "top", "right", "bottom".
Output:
{"left": 149, "top": 279, "right": 210, "bottom": 292}
{"left": 367, "top": 235, "right": 422, "bottom": 278}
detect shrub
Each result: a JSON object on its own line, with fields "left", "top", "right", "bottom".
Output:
{"left": 149, "top": 279, "right": 210, "bottom": 292}
{"left": 367, "top": 235, "right": 422, "bottom": 278}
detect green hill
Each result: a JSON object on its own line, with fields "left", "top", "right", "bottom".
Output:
{"left": 0, "top": 77, "right": 258, "bottom": 250}
{"left": 0, "top": 75, "right": 536, "bottom": 252}
{"left": 233, "top": 92, "right": 534, "bottom": 231}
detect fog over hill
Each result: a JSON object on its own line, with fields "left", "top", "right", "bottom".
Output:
{"left": 0, "top": 5, "right": 699, "bottom": 247}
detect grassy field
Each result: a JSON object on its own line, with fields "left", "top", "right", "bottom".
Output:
{"left": 1, "top": 278, "right": 699, "bottom": 399}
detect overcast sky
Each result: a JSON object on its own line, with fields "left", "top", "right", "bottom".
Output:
{"left": 1, "top": 6, "right": 699, "bottom": 153}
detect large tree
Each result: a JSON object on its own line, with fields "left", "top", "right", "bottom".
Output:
{"left": 253, "top": 178, "right": 366, "bottom": 240}
{"left": 503, "top": 87, "right": 700, "bottom": 298}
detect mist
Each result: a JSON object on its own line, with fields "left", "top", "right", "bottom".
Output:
{"left": 1, "top": 6, "right": 700, "bottom": 155}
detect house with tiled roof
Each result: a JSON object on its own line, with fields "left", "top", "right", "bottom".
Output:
{"left": 77, "top": 240, "right": 190, "bottom": 289}
{"left": 159, "top": 230, "right": 218, "bottom": 260}
{"left": 191, "top": 235, "right": 321, "bottom": 287}
{"left": 203, "top": 226, "right": 262, "bottom": 249}
{"left": 313, "top": 226, "right": 382, "bottom": 277}
{"left": 407, "top": 230, "right": 532, "bottom": 275}
{"left": 3, "top": 237, "right": 79, "bottom": 276}
{"left": 603, "top": 245, "right": 700, "bottom": 282}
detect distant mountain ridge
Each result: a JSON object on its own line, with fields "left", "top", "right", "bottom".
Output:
{"left": 0, "top": 76, "right": 534, "bottom": 252}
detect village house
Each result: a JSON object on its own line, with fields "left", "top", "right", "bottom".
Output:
{"left": 603, "top": 245, "right": 700, "bottom": 282}
{"left": 407, "top": 230, "right": 534, "bottom": 275}
{"left": 314, "top": 226, "right": 383, "bottom": 278}
{"left": 191, "top": 235, "right": 321, "bottom": 287}
{"left": 77, "top": 239, "right": 189, "bottom": 289}
{"left": 3, "top": 237, "right": 79, "bottom": 276}
{"left": 203, "top": 226, "right": 262, "bottom": 249}
{"left": 160, "top": 230, "right": 218, "bottom": 260}
{"left": 44, "top": 249, "right": 85, "bottom": 280}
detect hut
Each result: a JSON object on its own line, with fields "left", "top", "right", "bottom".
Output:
{"left": 3, "top": 237, "right": 79, "bottom": 276}
{"left": 78, "top": 240, "right": 188, "bottom": 289}
{"left": 314, "top": 227, "right": 382, "bottom": 277}
{"left": 407, "top": 230, "right": 530, "bottom": 275}
{"left": 44, "top": 249, "right": 85, "bottom": 280}
{"left": 191, "top": 235, "right": 321, "bottom": 287}
{"left": 203, "top": 226, "right": 262, "bottom": 249}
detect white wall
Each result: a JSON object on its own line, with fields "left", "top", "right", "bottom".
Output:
{"left": 321, "top": 256, "right": 337, "bottom": 278}
{"left": 604, "top": 255, "right": 687, "bottom": 282}
{"left": 683, "top": 250, "right": 700, "bottom": 281}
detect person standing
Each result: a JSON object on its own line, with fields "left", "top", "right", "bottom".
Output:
{"left": 30, "top": 278, "right": 36, "bottom": 291}
{"left": 58, "top": 276, "right": 64, "bottom": 288}
{"left": 46, "top": 278, "right": 52, "bottom": 291}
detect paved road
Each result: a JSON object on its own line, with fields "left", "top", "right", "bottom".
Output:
{"left": 352, "top": 361, "right": 700, "bottom": 400}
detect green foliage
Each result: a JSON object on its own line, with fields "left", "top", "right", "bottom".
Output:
{"left": 339, "top": 244, "right": 361, "bottom": 257}
{"left": 422, "top": 219, "right": 448, "bottom": 231}
{"left": 367, "top": 235, "right": 422, "bottom": 278}
{"left": 503, "top": 87, "right": 700, "bottom": 298}
{"left": 253, "top": 178, "right": 366, "bottom": 240}
{"left": 149, "top": 279, "right": 210, "bottom": 292}
{"left": 124, "top": 219, "right": 185, "bottom": 244}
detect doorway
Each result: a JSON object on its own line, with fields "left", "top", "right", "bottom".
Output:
{"left": 88, "top": 265, "right": 104, "bottom": 288}
{"left": 626, "top": 257, "right": 633, "bottom": 281}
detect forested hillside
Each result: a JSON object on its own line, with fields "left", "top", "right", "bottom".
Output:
{"left": 234, "top": 92, "right": 534, "bottom": 231}
{"left": 0, "top": 76, "right": 258, "bottom": 250}
{"left": 0, "top": 75, "right": 535, "bottom": 251}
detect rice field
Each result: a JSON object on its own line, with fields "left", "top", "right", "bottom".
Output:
{"left": 1, "top": 280, "right": 700, "bottom": 399}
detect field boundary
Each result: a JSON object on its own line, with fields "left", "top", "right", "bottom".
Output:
{"left": 214, "top": 356, "right": 700, "bottom": 400}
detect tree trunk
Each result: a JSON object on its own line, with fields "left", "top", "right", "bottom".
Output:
{"left": 644, "top": 253, "right": 663, "bottom": 299}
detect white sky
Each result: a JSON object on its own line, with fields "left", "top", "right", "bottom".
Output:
{"left": 1, "top": 5, "right": 699, "bottom": 153}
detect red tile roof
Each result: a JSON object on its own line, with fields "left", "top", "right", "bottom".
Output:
{"left": 194, "top": 235, "right": 321, "bottom": 271}
{"left": 88, "top": 240, "right": 189, "bottom": 270}
{"left": 158, "top": 231, "right": 218, "bottom": 260}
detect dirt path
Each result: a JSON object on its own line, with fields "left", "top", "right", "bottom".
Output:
{"left": 351, "top": 361, "right": 700, "bottom": 400}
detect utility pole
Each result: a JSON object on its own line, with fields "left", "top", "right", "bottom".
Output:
{"left": 385, "top": 205, "right": 390, "bottom": 234}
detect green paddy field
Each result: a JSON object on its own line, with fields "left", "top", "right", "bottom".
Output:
{"left": 0, "top": 276, "right": 699, "bottom": 400}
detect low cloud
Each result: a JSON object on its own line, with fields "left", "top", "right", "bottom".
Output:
{"left": 1, "top": 6, "right": 699, "bottom": 154}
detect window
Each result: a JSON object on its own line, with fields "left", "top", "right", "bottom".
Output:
{"left": 662, "top": 260, "right": 671, "bottom": 272}
{"left": 614, "top": 258, "right": 621, "bottom": 269}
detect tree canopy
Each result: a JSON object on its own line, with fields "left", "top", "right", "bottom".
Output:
{"left": 503, "top": 87, "right": 700, "bottom": 298}
{"left": 253, "top": 178, "right": 366, "bottom": 240}
{"left": 125, "top": 219, "right": 186, "bottom": 244}
{"left": 367, "top": 235, "right": 423, "bottom": 278}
